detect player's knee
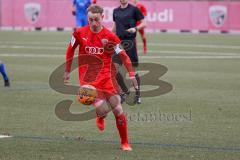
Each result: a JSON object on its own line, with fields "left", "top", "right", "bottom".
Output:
{"left": 108, "top": 95, "right": 123, "bottom": 116}
{"left": 112, "top": 104, "right": 123, "bottom": 117}
{"left": 94, "top": 99, "right": 111, "bottom": 117}
{"left": 109, "top": 95, "right": 121, "bottom": 105}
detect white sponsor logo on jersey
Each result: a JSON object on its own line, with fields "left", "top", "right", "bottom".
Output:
{"left": 85, "top": 46, "right": 104, "bottom": 54}
{"left": 24, "top": 3, "right": 41, "bottom": 24}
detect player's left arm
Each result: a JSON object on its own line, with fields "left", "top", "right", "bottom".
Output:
{"left": 114, "top": 44, "right": 138, "bottom": 90}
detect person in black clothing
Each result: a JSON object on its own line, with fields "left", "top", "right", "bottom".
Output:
{"left": 112, "top": 0, "right": 146, "bottom": 104}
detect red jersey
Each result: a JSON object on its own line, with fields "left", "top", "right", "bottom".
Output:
{"left": 136, "top": 3, "right": 147, "bottom": 17}
{"left": 67, "top": 26, "right": 121, "bottom": 84}
{"left": 65, "top": 25, "right": 135, "bottom": 96}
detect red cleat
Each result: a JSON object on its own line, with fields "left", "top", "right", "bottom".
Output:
{"left": 120, "top": 143, "right": 132, "bottom": 151}
{"left": 96, "top": 116, "right": 105, "bottom": 131}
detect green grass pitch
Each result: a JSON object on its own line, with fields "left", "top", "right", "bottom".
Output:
{"left": 0, "top": 31, "right": 240, "bottom": 160}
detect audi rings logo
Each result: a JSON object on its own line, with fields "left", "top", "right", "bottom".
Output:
{"left": 85, "top": 46, "right": 104, "bottom": 54}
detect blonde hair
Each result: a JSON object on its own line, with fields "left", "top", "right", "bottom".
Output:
{"left": 87, "top": 4, "right": 104, "bottom": 14}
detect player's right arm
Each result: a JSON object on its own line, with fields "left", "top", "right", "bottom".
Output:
{"left": 127, "top": 7, "right": 146, "bottom": 33}
{"left": 64, "top": 35, "right": 79, "bottom": 83}
{"left": 112, "top": 9, "right": 116, "bottom": 33}
{"left": 112, "top": 23, "right": 116, "bottom": 33}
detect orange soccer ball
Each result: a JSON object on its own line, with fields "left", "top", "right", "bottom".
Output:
{"left": 77, "top": 85, "right": 97, "bottom": 105}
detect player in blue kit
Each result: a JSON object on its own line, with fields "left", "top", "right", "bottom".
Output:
{"left": 0, "top": 60, "right": 10, "bottom": 87}
{"left": 72, "top": 0, "right": 92, "bottom": 27}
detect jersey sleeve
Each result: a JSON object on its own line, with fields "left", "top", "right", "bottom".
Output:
{"left": 65, "top": 32, "right": 79, "bottom": 72}
{"left": 110, "top": 33, "right": 121, "bottom": 54}
{"left": 134, "top": 7, "right": 144, "bottom": 22}
{"left": 112, "top": 33, "right": 121, "bottom": 46}
{"left": 111, "top": 33, "right": 135, "bottom": 77}
{"left": 102, "top": 33, "right": 121, "bottom": 56}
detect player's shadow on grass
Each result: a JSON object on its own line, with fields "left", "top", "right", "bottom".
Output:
{"left": 55, "top": 100, "right": 96, "bottom": 121}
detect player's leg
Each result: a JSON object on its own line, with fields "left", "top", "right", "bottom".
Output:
{"left": 93, "top": 98, "right": 111, "bottom": 131}
{"left": 112, "top": 54, "right": 130, "bottom": 103}
{"left": 101, "top": 77, "right": 131, "bottom": 151}
{"left": 108, "top": 94, "right": 132, "bottom": 151}
{"left": 138, "top": 29, "right": 147, "bottom": 54}
{"left": 0, "top": 61, "right": 10, "bottom": 87}
{"left": 125, "top": 40, "right": 141, "bottom": 104}
{"left": 89, "top": 81, "right": 111, "bottom": 131}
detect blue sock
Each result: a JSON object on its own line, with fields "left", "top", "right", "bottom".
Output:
{"left": 0, "top": 63, "right": 9, "bottom": 81}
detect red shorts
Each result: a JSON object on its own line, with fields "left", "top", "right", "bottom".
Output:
{"left": 80, "top": 75, "right": 119, "bottom": 99}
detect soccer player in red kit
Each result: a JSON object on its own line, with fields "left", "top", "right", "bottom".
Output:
{"left": 64, "top": 4, "right": 138, "bottom": 151}
{"left": 133, "top": 0, "right": 147, "bottom": 54}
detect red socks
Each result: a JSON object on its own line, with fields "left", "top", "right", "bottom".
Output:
{"left": 143, "top": 38, "right": 147, "bottom": 54}
{"left": 115, "top": 113, "right": 129, "bottom": 144}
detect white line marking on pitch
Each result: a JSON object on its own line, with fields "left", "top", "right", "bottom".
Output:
{"left": 139, "top": 55, "right": 240, "bottom": 59}
{"left": 0, "top": 53, "right": 65, "bottom": 58}
{"left": 1, "top": 53, "right": 240, "bottom": 59}
{"left": 0, "top": 45, "right": 65, "bottom": 50}
{"left": 0, "top": 46, "right": 237, "bottom": 55}
{"left": 0, "top": 41, "right": 66, "bottom": 45}
{"left": 1, "top": 43, "right": 240, "bottom": 50}
{"left": 141, "top": 50, "right": 239, "bottom": 55}
{"left": 139, "top": 43, "right": 240, "bottom": 49}
{"left": 0, "top": 135, "right": 12, "bottom": 139}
